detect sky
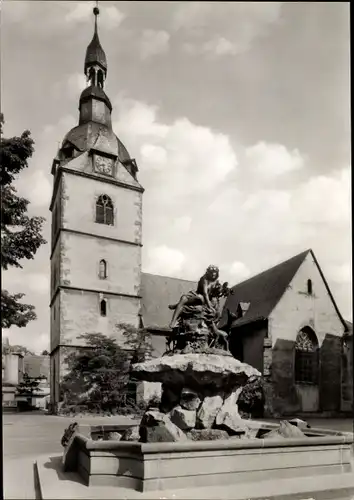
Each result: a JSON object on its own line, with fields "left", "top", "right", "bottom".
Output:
{"left": 1, "top": 1, "right": 351, "bottom": 353}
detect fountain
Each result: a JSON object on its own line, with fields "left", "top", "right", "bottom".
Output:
{"left": 35, "top": 265, "right": 354, "bottom": 498}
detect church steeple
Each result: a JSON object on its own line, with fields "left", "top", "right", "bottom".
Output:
{"left": 84, "top": 4, "right": 107, "bottom": 88}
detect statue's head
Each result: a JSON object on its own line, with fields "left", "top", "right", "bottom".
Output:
{"left": 205, "top": 265, "right": 219, "bottom": 280}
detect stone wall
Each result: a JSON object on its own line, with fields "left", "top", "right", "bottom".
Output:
{"left": 269, "top": 252, "right": 345, "bottom": 347}
{"left": 266, "top": 251, "right": 346, "bottom": 416}
{"left": 319, "top": 334, "right": 341, "bottom": 412}
{"left": 341, "top": 334, "right": 353, "bottom": 413}
{"left": 59, "top": 288, "right": 140, "bottom": 346}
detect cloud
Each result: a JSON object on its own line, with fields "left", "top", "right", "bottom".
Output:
{"left": 65, "top": 2, "right": 125, "bottom": 30}
{"left": 145, "top": 245, "right": 185, "bottom": 277}
{"left": 3, "top": 269, "right": 49, "bottom": 295}
{"left": 67, "top": 73, "right": 87, "bottom": 97}
{"left": 20, "top": 170, "right": 52, "bottom": 208}
{"left": 173, "top": 2, "right": 283, "bottom": 57}
{"left": 65, "top": 2, "right": 93, "bottom": 23}
{"left": 2, "top": 1, "right": 30, "bottom": 24}
{"left": 113, "top": 97, "right": 238, "bottom": 200}
{"left": 245, "top": 142, "right": 305, "bottom": 178}
{"left": 221, "top": 261, "right": 251, "bottom": 283}
{"left": 139, "top": 30, "right": 170, "bottom": 60}
{"left": 173, "top": 216, "right": 192, "bottom": 234}
{"left": 113, "top": 97, "right": 350, "bottom": 321}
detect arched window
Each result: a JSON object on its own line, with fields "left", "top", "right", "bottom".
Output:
{"left": 99, "top": 259, "right": 107, "bottom": 279}
{"left": 88, "top": 67, "right": 96, "bottom": 86}
{"left": 295, "top": 327, "right": 319, "bottom": 384}
{"left": 307, "top": 279, "right": 313, "bottom": 295}
{"left": 97, "top": 69, "right": 104, "bottom": 88}
{"left": 100, "top": 299, "right": 107, "bottom": 317}
{"left": 96, "top": 195, "right": 114, "bottom": 225}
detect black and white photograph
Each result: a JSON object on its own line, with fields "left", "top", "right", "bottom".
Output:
{"left": 1, "top": 1, "right": 352, "bottom": 499}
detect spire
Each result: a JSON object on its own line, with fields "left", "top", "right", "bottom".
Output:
{"left": 84, "top": 2, "right": 107, "bottom": 88}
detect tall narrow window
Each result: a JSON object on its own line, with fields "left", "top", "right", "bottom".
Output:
{"left": 97, "top": 70, "right": 104, "bottom": 88}
{"left": 295, "top": 327, "right": 319, "bottom": 384}
{"left": 88, "top": 67, "right": 96, "bottom": 86}
{"left": 307, "top": 279, "right": 313, "bottom": 295}
{"left": 100, "top": 299, "right": 107, "bottom": 317}
{"left": 96, "top": 195, "right": 114, "bottom": 225}
{"left": 99, "top": 259, "right": 107, "bottom": 279}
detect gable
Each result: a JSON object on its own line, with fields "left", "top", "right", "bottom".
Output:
{"left": 219, "top": 250, "right": 309, "bottom": 329}
{"left": 269, "top": 250, "right": 346, "bottom": 346}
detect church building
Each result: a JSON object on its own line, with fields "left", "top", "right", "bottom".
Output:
{"left": 49, "top": 8, "right": 352, "bottom": 417}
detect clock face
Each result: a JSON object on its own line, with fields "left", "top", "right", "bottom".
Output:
{"left": 94, "top": 155, "right": 114, "bottom": 176}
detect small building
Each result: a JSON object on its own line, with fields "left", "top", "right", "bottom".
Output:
{"left": 2, "top": 350, "right": 50, "bottom": 410}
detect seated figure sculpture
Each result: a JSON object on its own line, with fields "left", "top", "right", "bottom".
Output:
{"left": 168, "top": 265, "right": 220, "bottom": 329}
{"left": 167, "top": 265, "right": 233, "bottom": 353}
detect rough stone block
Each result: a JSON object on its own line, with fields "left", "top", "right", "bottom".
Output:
{"left": 187, "top": 429, "right": 229, "bottom": 441}
{"left": 215, "top": 388, "right": 247, "bottom": 435}
{"left": 121, "top": 425, "right": 140, "bottom": 442}
{"left": 263, "top": 420, "right": 306, "bottom": 439}
{"left": 180, "top": 388, "right": 201, "bottom": 411}
{"left": 106, "top": 431, "right": 122, "bottom": 441}
{"left": 160, "top": 384, "right": 181, "bottom": 413}
{"left": 170, "top": 406, "right": 196, "bottom": 430}
{"left": 196, "top": 394, "right": 223, "bottom": 429}
{"left": 140, "top": 409, "right": 187, "bottom": 443}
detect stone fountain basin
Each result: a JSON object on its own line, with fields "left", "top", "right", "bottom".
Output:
{"left": 71, "top": 425, "right": 354, "bottom": 492}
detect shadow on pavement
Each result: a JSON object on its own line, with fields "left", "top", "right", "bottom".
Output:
{"left": 43, "top": 456, "right": 86, "bottom": 485}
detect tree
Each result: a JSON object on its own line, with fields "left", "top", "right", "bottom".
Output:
{"left": 41, "top": 350, "right": 49, "bottom": 356}
{"left": 1, "top": 114, "right": 46, "bottom": 329}
{"left": 60, "top": 325, "right": 152, "bottom": 414}
{"left": 16, "top": 372, "right": 42, "bottom": 395}
{"left": 2, "top": 343, "right": 34, "bottom": 356}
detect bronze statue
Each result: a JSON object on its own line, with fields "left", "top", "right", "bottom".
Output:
{"left": 166, "top": 265, "right": 234, "bottom": 354}
{"left": 168, "top": 265, "right": 220, "bottom": 329}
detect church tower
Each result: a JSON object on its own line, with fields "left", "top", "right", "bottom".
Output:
{"left": 49, "top": 6, "right": 143, "bottom": 410}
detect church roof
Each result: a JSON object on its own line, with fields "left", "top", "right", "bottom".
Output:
{"left": 80, "top": 85, "right": 112, "bottom": 111}
{"left": 219, "top": 250, "right": 310, "bottom": 329}
{"left": 85, "top": 30, "right": 107, "bottom": 73}
{"left": 219, "top": 249, "right": 347, "bottom": 330}
{"left": 63, "top": 122, "right": 131, "bottom": 161}
{"left": 140, "top": 273, "right": 196, "bottom": 331}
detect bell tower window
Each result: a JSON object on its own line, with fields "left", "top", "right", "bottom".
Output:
{"left": 97, "top": 69, "right": 104, "bottom": 88}
{"left": 100, "top": 299, "right": 107, "bottom": 317}
{"left": 88, "top": 67, "right": 96, "bottom": 86}
{"left": 307, "top": 279, "right": 313, "bottom": 295}
{"left": 99, "top": 259, "right": 107, "bottom": 279}
{"left": 96, "top": 195, "right": 114, "bottom": 225}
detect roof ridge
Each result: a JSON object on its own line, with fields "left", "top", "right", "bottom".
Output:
{"left": 231, "top": 249, "right": 310, "bottom": 289}
{"left": 141, "top": 272, "right": 197, "bottom": 283}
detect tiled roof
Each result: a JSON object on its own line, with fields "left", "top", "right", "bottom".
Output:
{"left": 141, "top": 249, "right": 347, "bottom": 333}
{"left": 85, "top": 32, "right": 107, "bottom": 72}
{"left": 63, "top": 122, "right": 130, "bottom": 161}
{"left": 141, "top": 273, "right": 197, "bottom": 330}
{"left": 219, "top": 250, "right": 311, "bottom": 329}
